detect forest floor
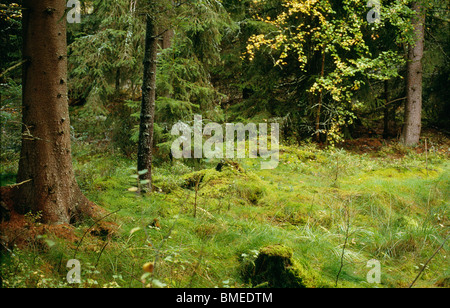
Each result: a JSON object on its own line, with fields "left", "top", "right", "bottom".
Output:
{"left": 0, "top": 130, "right": 449, "bottom": 288}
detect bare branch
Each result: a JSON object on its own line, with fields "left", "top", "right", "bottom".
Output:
{"left": 409, "top": 235, "right": 449, "bottom": 288}
{"left": 0, "top": 59, "right": 28, "bottom": 79}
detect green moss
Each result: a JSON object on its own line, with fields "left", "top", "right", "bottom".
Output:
{"left": 356, "top": 167, "right": 439, "bottom": 182}
{"left": 240, "top": 244, "right": 319, "bottom": 288}
{"left": 182, "top": 167, "right": 232, "bottom": 188}
{"left": 234, "top": 180, "right": 266, "bottom": 205}
{"left": 260, "top": 244, "right": 293, "bottom": 259}
{"left": 6, "top": 139, "right": 447, "bottom": 288}
{"left": 194, "top": 222, "right": 224, "bottom": 240}
{"left": 280, "top": 145, "right": 327, "bottom": 164}
{"left": 182, "top": 165, "right": 267, "bottom": 206}
{"left": 394, "top": 215, "right": 419, "bottom": 229}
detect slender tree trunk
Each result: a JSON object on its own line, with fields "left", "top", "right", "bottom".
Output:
{"left": 315, "top": 50, "right": 325, "bottom": 142}
{"left": 160, "top": 28, "right": 174, "bottom": 50}
{"left": 16, "top": 0, "right": 93, "bottom": 224}
{"left": 157, "top": 27, "right": 174, "bottom": 99}
{"left": 383, "top": 80, "right": 391, "bottom": 139}
{"left": 115, "top": 68, "right": 121, "bottom": 94}
{"left": 137, "top": 15, "right": 158, "bottom": 193}
{"left": 401, "top": 2, "right": 425, "bottom": 146}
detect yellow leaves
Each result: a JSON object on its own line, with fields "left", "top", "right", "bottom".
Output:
{"left": 274, "top": 58, "right": 288, "bottom": 67}
{"left": 253, "top": 0, "right": 326, "bottom": 27}
{"left": 286, "top": 0, "right": 327, "bottom": 24}
{"left": 247, "top": 34, "right": 265, "bottom": 47}
{"left": 141, "top": 263, "right": 168, "bottom": 288}
{"left": 0, "top": 2, "right": 22, "bottom": 20}
{"left": 245, "top": 34, "right": 266, "bottom": 61}
{"left": 287, "top": 0, "right": 320, "bottom": 15}
{"left": 143, "top": 262, "right": 154, "bottom": 273}
{"left": 246, "top": 0, "right": 332, "bottom": 63}
{"left": 276, "top": 33, "right": 287, "bottom": 44}
{"left": 246, "top": 0, "right": 375, "bottom": 114}
{"left": 246, "top": 32, "right": 290, "bottom": 62}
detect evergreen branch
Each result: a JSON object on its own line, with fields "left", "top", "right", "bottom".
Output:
{"left": 0, "top": 59, "right": 28, "bottom": 79}
{"left": 359, "top": 97, "right": 407, "bottom": 116}
{"left": 425, "top": 29, "right": 450, "bottom": 61}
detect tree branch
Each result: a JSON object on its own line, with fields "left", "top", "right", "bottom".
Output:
{"left": 0, "top": 59, "right": 28, "bottom": 79}
{"left": 409, "top": 234, "right": 449, "bottom": 288}
{"left": 5, "top": 179, "right": 32, "bottom": 188}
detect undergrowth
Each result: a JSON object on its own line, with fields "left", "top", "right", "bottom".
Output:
{"left": 1, "top": 140, "right": 448, "bottom": 288}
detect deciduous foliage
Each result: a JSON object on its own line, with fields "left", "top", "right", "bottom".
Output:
{"left": 244, "top": 0, "right": 412, "bottom": 144}
{"left": 0, "top": 0, "right": 449, "bottom": 290}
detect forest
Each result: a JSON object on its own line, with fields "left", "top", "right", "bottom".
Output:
{"left": 0, "top": 0, "right": 449, "bottom": 290}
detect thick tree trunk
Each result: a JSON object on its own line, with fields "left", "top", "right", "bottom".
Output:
{"left": 16, "top": 0, "right": 93, "bottom": 224}
{"left": 137, "top": 15, "right": 158, "bottom": 193}
{"left": 401, "top": 2, "right": 425, "bottom": 146}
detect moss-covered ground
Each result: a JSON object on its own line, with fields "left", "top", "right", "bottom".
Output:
{"left": 1, "top": 138, "right": 449, "bottom": 288}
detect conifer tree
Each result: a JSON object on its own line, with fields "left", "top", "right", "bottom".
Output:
{"left": 16, "top": 0, "right": 94, "bottom": 224}
{"left": 137, "top": 12, "right": 158, "bottom": 192}
{"left": 401, "top": 1, "right": 426, "bottom": 146}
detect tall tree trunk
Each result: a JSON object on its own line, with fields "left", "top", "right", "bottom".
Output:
{"left": 315, "top": 50, "right": 325, "bottom": 142}
{"left": 383, "top": 80, "right": 392, "bottom": 139}
{"left": 160, "top": 28, "right": 174, "bottom": 50}
{"left": 157, "top": 27, "right": 174, "bottom": 99}
{"left": 16, "top": 0, "right": 93, "bottom": 224}
{"left": 401, "top": 2, "right": 425, "bottom": 146}
{"left": 137, "top": 15, "right": 158, "bottom": 193}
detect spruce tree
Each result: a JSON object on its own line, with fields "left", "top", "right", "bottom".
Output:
{"left": 16, "top": 0, "right": 94, "bottom": 224}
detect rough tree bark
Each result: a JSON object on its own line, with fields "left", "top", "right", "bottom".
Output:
{"left": 401, "top": 2, "right": 425, "bottom": 146}
{"left": 15, "top": 0, "right": 94, "bottom": 224}
{"left": 137, "top": 15, "right": 158, "bottom": 193}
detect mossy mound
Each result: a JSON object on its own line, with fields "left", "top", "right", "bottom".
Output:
{"left": 181, "top": 163, "right": 267, "bottom": 205}
{"left": 182, "top": 168, "right": 222, "bottom": 188}
{"left": 240, "top": 244, "right": 318, "bottom": 288}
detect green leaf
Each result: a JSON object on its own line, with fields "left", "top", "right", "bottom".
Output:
{"left": 44, "top": 239, "right": 56, "bottom": 248}
{"left": 138, "top": 169, "right": 149, "bottom": 175}
{"left": 151, "top": 279, "right": 167, "bottom": 288}
{"left": 140, "top": 272, "right": 151, "bottom": 281}
{"left": 129, "top": 227, "right": 141, "bottom": 235}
